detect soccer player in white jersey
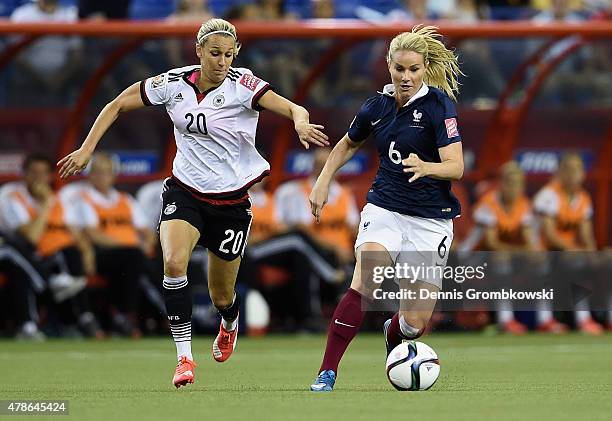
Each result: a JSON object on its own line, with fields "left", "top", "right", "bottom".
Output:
{"left": 308, "top": 26, "right": 465, "bottom": 391}
{"left": 58, "top": 18, "right": 329, "bottom": 388}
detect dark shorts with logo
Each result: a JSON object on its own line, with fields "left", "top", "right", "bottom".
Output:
{"left": 158, "top": 177, "right": 253, "bottom": 261}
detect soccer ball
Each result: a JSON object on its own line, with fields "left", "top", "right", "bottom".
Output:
{"left": 385, "top": 341, "right": 440, "bottom": 391}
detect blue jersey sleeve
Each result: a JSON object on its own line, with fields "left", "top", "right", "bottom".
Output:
{"left": 347, "top": 97, "right": 376, "bottom": 143}
{"left": 433, "top": 96, "right": 461, "bottom": 148}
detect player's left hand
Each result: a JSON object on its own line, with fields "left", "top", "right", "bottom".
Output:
{"left": 295, "top": 122, "right": 329, "bottom": 149}
{"left": 402, "top": 153, "right": 428, "bottom": 183}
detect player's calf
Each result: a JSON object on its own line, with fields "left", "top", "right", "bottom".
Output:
{"left": 212, "top": 291, "right": 240, "bottom": 362}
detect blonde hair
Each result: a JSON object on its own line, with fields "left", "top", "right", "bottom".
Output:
{"left": 558, "top": 151, "right": 584, "bottom": 169}
{"left": 196, "top": 18, "right": 241, "bottom": 56}
{"left": 500, "top": 161, "right": 524, "bottom": 179}
{"left": 387, "top": 25, "right": 463, "bottom": 101}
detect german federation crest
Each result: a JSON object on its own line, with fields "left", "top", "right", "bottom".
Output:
{"left": 213, "top": 94, "right": 225, "bottom": 108}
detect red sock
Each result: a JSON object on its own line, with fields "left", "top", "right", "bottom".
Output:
{"left": 319, "top": 288, "right": 369, "bottom": 373}
{"left": 385, "top": 313, "right": 404, "bottom": 351}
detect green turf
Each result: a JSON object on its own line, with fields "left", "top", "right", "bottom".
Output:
{"left": 1, "top": 333, "right": 611, "bottom": 420}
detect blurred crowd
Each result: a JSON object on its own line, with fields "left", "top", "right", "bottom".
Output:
{"left": 1, "top": 0, "right": 611, "bottom": 21}
{"left": 1, "top": 149, "right": 611, "bottom": 340}
{"left": 0, "top": 0, "right": 611, "bottom": 108}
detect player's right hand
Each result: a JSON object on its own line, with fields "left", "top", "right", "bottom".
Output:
{"left": 295, "top": 122, "right": 329, "bottom": 150}
{"left": 57, "top": 148, "right": 92, "bottom": 179}
{"left": 309, "top": 182, "right": 329, "bottom": 223}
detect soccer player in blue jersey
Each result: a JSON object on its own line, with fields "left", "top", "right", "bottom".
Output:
{"left": 309, "top": 26, "right": 465, "bottom": 391}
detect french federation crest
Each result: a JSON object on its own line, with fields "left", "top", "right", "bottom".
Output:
{"left": 413, "top": 109, "right": 422, "bottom": 123}
{"left": 213, "top": 94, "right": 225, "bottom": 108}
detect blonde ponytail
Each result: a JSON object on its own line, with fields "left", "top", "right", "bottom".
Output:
{"left": 387, "top": 25, "right": 463, "bottom": 101}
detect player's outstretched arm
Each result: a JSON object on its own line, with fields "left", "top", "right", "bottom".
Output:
{"left": 57, "top": 82, "right": 146, "bottom": 178}
{"left": 310, "top": 134, "right": 362, "bottom": 223}
{"left": 256, "top": 90, "right": 329, "bottom": 149}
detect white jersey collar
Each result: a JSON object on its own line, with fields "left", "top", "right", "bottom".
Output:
{"left": 380, "top": 82, "right": 429, "bottom": 107}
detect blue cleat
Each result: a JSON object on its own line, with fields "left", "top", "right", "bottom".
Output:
{"left": 383, "top": 318, "right": 393, "bottom": 357}
{"left": 310, "top": 370, "right": 336, "bottom": 392}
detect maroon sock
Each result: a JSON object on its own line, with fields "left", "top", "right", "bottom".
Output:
{"left": 386, "top": 313, "right": 404, "bottom": 351}
{"left": 319, "top": 288, "right": 369, "bottom": 373}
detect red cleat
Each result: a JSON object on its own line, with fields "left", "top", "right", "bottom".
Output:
{"left": 173, "top": 356, "right": 196, "bottom": 388}
{"left": 212, "top": 317, "right": 238, "bottom": 363}
{"left": 537, "top": 319, "right": 569, "bottom": 334}
{"left": 502, "top": 319, "right": 528, "bottom": 335}
{"left": 578, "top": 318, "right": 604, "bottom": 336}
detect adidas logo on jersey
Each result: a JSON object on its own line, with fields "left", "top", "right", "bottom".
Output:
{"left": 164, "top": 202, "right": 177, "bottom": 215}
{"left": 174, "top": 93, "right": 183, "bottom": 102}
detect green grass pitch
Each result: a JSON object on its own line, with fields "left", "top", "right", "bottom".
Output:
{"left": 1, "top": 333, "right": 611, "bottom": 420}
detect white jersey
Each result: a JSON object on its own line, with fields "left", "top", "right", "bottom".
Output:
{"left": 274, "top": 179, "right": 359, "bottom": 228}
{"left": 140, "top": 65, "right": 272, "bottom": 196}
{"left": 0, "top": 182, "right": 80, "bottom": 232}
{"left": 136, "top": 179, "right": 164, "bottom": 231}
{"left": 73, "top": 184, "right": 148, "bottom": 231}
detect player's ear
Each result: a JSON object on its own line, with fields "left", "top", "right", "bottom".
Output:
{"left": 195, "top": 43, "right": 203, "bottom": 59}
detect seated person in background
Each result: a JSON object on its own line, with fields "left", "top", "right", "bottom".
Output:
{"left": 275, "top": 148, "right": 359, "bottom": 308}
{"left": 0, "top": 232, "right": 47, "bottom": 340}
{"left": 533, "top": 152, "right": 604, "bottom": 335}
{"left": 135, "top": 179, "right": 165, "bottom": 235}
{"left": 10, "top": 0, "right": 82, "bottom": 98}
{"left": 462, "top": 162, "right": 544, "bottom": 334}
{"left": 0, "top": 154, "right": 102, "bottom": 338}
{"left": 237, "top": 181, "right": 343, "bottom": 332}
{"left": 75, "top": 152, "right": 157, "bottom": 337}
{"left": 78, "top": 0, "right": 130, "bottom": 19}
{"left": 276, "top": 148, "right": 359, "bottom": 270}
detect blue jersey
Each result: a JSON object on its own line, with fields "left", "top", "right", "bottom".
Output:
{"left": 348, "top": 83, "right": 461, "bottom": 219}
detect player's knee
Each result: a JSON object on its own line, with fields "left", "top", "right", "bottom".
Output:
{"left": 210, "top": 290, "right": 233, "bottom": 309}
{"left": 398, "top": 312, "right": 427, "bottom": 339}
{"left": 163, "top": 250, "right": 190, "bottom": 277}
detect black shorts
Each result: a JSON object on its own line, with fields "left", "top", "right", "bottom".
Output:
{"left": 158, "top": 177, "right": 252, "bottom": 261}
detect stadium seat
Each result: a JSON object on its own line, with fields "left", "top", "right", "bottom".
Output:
{"left": 257, "top": 265, "right": 290, "bottom": 287}
{"left": 129, "top": 0, "right": 174, "bottom": 20}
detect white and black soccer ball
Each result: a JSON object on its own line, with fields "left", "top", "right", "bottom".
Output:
{"left": 385, "top": 341, "right": 440, "bottom": 391}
